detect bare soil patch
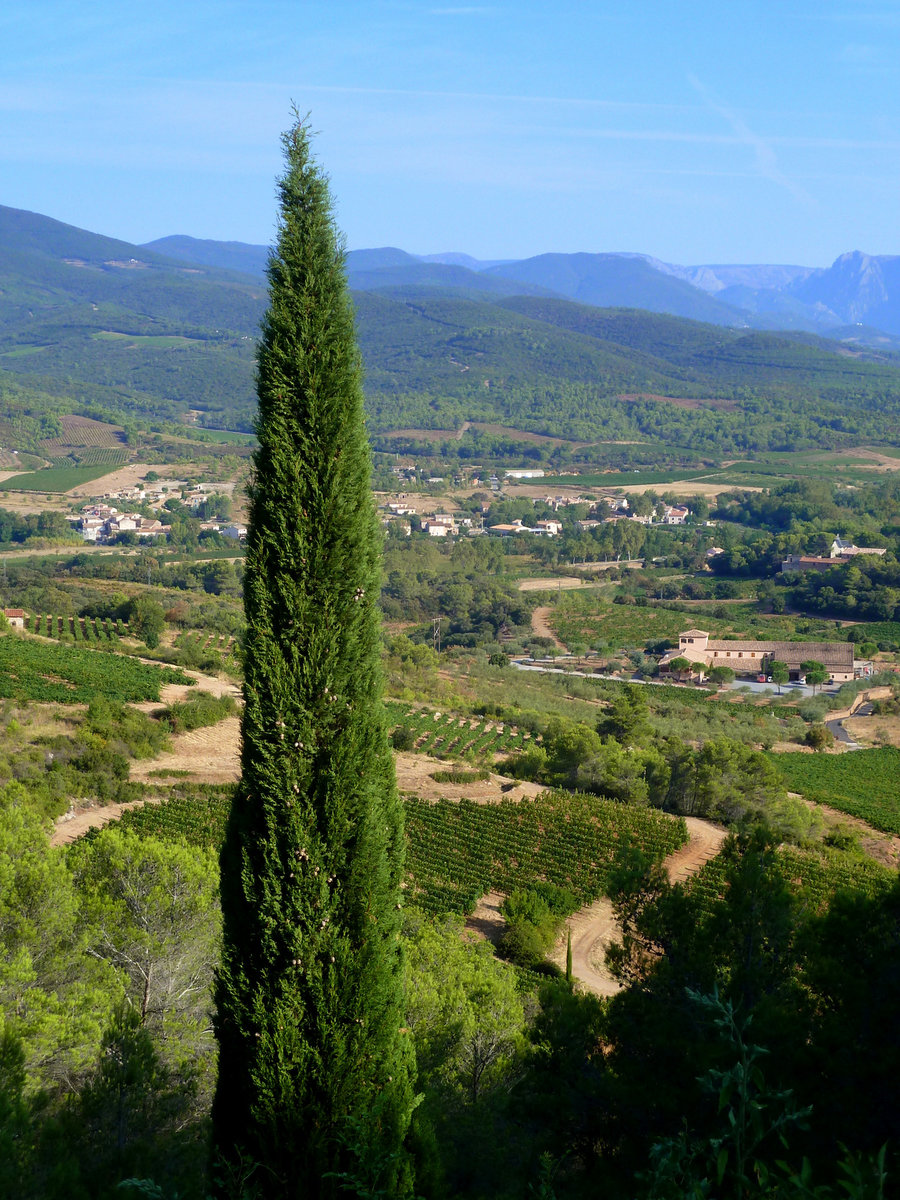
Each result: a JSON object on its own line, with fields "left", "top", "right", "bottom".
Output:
{"left": 130, "top": 717, "right": 242, "bottom": 785}
{"left": 618, "top": 392, "right": 738, "bottom": 412}
{"left": 844, "top": 711, "right": 900, "bottom": 747}
{"left": 530, "top": 605, "right": 566, "bottom": 649}
{"left": 65, "top": 462, "right": 197, "bottom": 498}
{"left": 843, "top": 448, "right": 900, "bottom": 471}
{"left": 464, "top": 890, "right": 506, "bottom": 944}
{"left": 396, "top": 753, "right": 544, "bottom": 804}
{"left": 616, "top": 480, "right": 762, "bottom": 498}
{"left": 519, "top": 577, "right": 588, "bottom": 592}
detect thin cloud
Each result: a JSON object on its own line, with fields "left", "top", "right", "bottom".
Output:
{"left": 687, "top": 73, "right": 815, "bottom": 207}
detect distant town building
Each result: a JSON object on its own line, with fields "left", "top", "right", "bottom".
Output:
{"left": 504, "top": 469, "right": 545, "bottom": 480}
{"left": 3, "top": 608, "right": 25, "bottom": 630}
{"left": 830, "top": 537, "right": 887, "bottom": 559}
{"left": 661, "top": 505, "right": 690, "bottom": 525}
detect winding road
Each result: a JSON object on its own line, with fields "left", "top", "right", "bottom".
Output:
{"left": 547, "top": 816, "right": 727, "bottom": 997}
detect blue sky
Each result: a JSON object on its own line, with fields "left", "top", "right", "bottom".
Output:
{"left": 2, "top": 1, "right": 899, "bottom": 265}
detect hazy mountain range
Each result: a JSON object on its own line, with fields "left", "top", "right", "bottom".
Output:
{"left": 146, "top": 235, "right": 900, "bottom": 342}
{"left": 5, "top": 202, "right": 900, "bottom": 459}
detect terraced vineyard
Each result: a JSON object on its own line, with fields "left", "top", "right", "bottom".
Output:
{"left": 26, "top": 613, "right": 123, "bottom": 642}
{"left": 386, "top": 701, "right": 533, "bottom": 759}
{"left": 114, "top": 784, "right": 687, "bottom": 918}
{"left": 174, "top": 629, "right": 238, "bottom": 657}
{"left": 0, "top": 633, "right": 191, "bottom": 702}
{"left": 769, "top": 748, "right": 900, "bottom": 835}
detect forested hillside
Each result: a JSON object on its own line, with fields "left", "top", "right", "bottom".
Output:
{"left": 5, "top": 205, "right": 900, "bottom": 457}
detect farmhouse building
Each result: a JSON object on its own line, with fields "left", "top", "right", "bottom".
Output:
{"left": 660, "top": 629, "right": 856, "bottom": 683}
{"left": 3, "top": 608, "right": 25, "bottom": 630}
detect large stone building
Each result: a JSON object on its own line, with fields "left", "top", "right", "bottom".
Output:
{"left": 660, "top": 629, "right": 857, "bottom": 683}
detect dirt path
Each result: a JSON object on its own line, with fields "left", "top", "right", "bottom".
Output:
{"left": 663, "top": 816, "right": 728, "bottom": 883}
{"left": 519, "top": 577, "right": 587, "bottom": 592}
{"left": 530, "top": 605, "right": 566, "bottom": 649}
{"left": 51, "top": 796, "right": 165, "bottom": 847}
{"left": 128, "top": 666, "right": 241, "bottom": 714}
{"left": 464, "top": 890, "right": 506, "bottom": 944}
{"left": 547, "top": 816, "right": 728, "bottom": 997}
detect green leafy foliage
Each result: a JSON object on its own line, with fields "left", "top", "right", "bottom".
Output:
{"left": 212, "top": 120, "right": 415, "bottom": 1196}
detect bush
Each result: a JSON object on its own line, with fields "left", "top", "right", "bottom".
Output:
{"left": 156, "top": 693, "right": 237, "bottom": 735}
{"left": 806, "top": 723, "right": 835, "bottom": 752}
{"left": 390, "top": 726, "right": 416, "bottom": 751}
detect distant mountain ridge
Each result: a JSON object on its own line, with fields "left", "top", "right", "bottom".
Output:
{"left": 139, "top": 230, "right": 900, "bottom": 340}
{"left": 5, "top": 203, "right": 900, "bottom": 459}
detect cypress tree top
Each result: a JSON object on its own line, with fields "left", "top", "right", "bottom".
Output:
{"left": 213, "top": 119, "right": 414, "bottom": 1199}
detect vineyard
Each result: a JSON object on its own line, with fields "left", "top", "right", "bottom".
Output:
{"left": 47, "top": 448, "right": 129, "bottom": 468}
{"left": 404, "top": 793, "right": 687, "bottom": 915}
{"left": 0, "top": 634, "right": 192, "bottom": 703}
{"left": 116, "top": 786, "right": 688, "bottom": 918}
{"left": 687, "top": 841, "right": 894, "bottom": 915}
{"left": 42, "top": 414, "right": 127, "bottom": 449}
{"left": 174, "top": 629, "right": 238, "bottom": 657}
{"left": 386, "top": 700, "right": 534, "bottom": 759}
{"left": 0, "top": 464, "right": 122, "bottom": 492}
{"left": 26, "top": 613, "right": 124, "bottom": 642}
{"left": 769, "top": 748, "right": 900, "bottom": 835}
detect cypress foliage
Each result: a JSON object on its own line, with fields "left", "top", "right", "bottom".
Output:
{"left": 212, "top": 119, "right": 415, "bottom": 1199}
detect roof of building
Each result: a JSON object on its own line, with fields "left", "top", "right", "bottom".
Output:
{"left": 660, "top": 646, "right": 710, "bottom": 667}
{"left": 680, "top": 628, "right": 710, "bottom": 638}
{"left": 706, "top": 639, "right": 853, "bottom": 668}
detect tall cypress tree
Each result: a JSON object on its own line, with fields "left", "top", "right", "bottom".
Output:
{"left": 212, "top": 119, "right": 415, "bottom": 1199}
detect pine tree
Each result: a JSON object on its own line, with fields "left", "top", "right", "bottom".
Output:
{"left": 212, "top": 118, "right": 415, "bottom": 1199}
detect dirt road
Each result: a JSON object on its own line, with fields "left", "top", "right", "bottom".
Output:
{"left": 530, "top": 605, "right": 566, "bottom": 649}
{"left": 51, "top": 796, "right": 165, "bottom": 847}
{"left": 547, "top": 816, "right": 728, "bottom": 997}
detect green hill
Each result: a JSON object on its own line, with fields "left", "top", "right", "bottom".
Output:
{"left": 6, "top": 206, "right": 900, "bottom": 457}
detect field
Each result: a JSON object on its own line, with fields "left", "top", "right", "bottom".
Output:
{"left": 540, "top": 469, "right": 716, "bottom": 489}
{"left": 688, "top": 841, "right": 895, "bottom": 915}
{"left": 768, "top": 748, "right": 900, "bottom": 834}
{"left": 0, "top": 464, "right": 123, "bottom": 492}
{"left": 93, "top": 331, "right": 203, "bottom": 348}
{"left": 113, "top": 784, "right": 688, "bottom": 918}
{"left": 552, "top": 591, "right": 849, "bottom": 651}
{"left": 0, "top": 633, "right": 192, "bottom": 703}
{"left": 386, "top": 701, "right": 534, "bottom": 758}
{"left": 25, "top": 613, "right": 123, "bottom": 643}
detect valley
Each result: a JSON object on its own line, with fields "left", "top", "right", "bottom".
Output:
{"left": 2, "top": 203, "right": 900, "bottom": 1200}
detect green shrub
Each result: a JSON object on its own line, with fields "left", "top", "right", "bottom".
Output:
{"left": 390, "top": 725, "right": 416, "bottom": 751}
